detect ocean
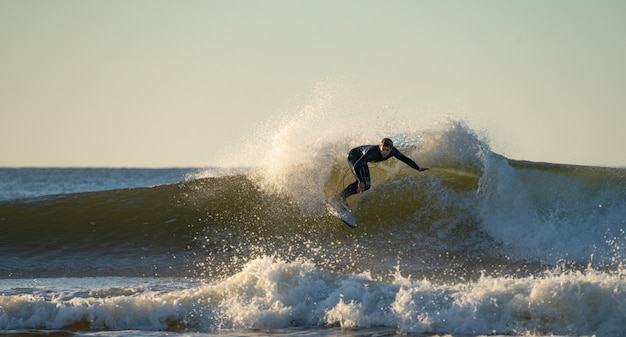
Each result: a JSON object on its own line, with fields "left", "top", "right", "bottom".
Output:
{"left": 1, "top": 121, "right": 626, "bottom": 337}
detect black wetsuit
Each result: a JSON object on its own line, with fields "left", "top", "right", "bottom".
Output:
{"left": 337, "top": 145, "right": 421, "bottom": 201}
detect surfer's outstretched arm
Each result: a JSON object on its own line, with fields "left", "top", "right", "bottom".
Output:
{"left": 391, "top": 148, "right": 429, "bottom": 172}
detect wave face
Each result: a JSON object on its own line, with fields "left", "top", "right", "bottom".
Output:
{"left": 2, "top": 121, "right": 626, "bottom": 277}
{"left": 2, "top": 115, "right": 626, "bottom": 335}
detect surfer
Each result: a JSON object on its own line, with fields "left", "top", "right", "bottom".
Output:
{"left": 334, "top": 138, "right": 428, "bottom": 205}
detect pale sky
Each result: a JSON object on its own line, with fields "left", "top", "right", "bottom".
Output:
{"left": 1, "top": 1, "right": 625, "bottom": 168}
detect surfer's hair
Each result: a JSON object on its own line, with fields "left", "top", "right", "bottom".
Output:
{"left": 380, "top": 138, "right": 394, "bottom": 148}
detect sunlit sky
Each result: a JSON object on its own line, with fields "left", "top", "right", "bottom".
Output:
{"left": 2, "top": 1, "right": 625, "bottom": 167}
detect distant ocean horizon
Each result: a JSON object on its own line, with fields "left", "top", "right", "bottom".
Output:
{"left": 0, "top": 167, "right": 198, "bottom": 202}
{"left": 2, "top": 122, "right": 626, "bottom": 337}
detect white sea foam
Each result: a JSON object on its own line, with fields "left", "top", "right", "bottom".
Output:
{"left": 1, "top": 257, "right": 626, "bottom": 336}
{"left": 478, "top": 152, "right": 626, "bottom": 265}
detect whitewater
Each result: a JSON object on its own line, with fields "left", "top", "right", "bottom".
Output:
{"left": 1, "top": 89, "right": 626, "bottom": 336}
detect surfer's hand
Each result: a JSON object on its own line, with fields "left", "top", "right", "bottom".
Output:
{"left": 357, "top": 182, "right": 365, "bottom": 193}
{"left": 418, "top": 167, "right": 429, "bottom": 172}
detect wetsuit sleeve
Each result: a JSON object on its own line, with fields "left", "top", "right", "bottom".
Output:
{"left": 391, "top": 148, "right": 421, "bottom": 171}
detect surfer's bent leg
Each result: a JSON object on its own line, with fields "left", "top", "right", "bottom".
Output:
{"left": 336, "top": 153, "right": 371, "bottom": 202}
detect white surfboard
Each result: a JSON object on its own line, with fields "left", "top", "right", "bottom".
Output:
{"left": 326, "top": 199, "right": 357, "bottom": 228}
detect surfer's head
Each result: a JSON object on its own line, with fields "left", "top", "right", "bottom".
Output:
{"left": 379, "top": 138, "right": 393, "bottom": 158}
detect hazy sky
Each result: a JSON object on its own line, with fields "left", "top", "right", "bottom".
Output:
{"left": 2, "top": 1, "right": 625, "bottom": 167}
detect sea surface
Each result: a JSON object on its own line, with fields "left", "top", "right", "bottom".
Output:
{"left": 2, "top": 121, "right": 626, "bottom": 337}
